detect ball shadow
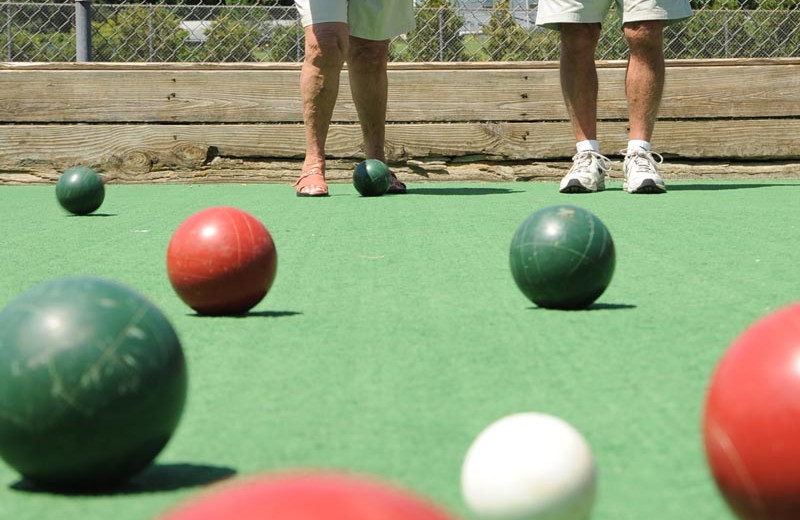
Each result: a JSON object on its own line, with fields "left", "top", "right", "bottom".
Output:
{"left": 10, "top": 462, "right": 237, "bottom": 496}
{"left": 527, "top": 303, "right": 637, "bottom": 311}
{"left": 666, "top": 183, "right": 799, "bottom": 191}
{"left": 188, "top": 310, "right": 302, "bottom": 319}
{"left": 408, "top": 187, "right": 522, "bottom": 196}
{"left": 66, "top": 213, "right": 117, "bottom": 217}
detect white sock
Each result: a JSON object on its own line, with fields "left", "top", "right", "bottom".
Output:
{"left": 627, "top": 140, "right": 651, "bottom": 153}
{"left": 576, "top": 140, "right": 600, "bottom": 153}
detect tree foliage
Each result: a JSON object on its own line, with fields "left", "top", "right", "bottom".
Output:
{"left": 92, "top": 5, "right": 188, "bottom": 61}
{"left": 401, "top": 0, "right": 467, "bottom": 61}
{"left": 482, "top": 0, "right": 541, "bottom": 60}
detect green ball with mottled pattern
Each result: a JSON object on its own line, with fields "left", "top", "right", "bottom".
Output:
{"left": 55, "top": 166, "right": 105, "bottom": 215}
{"left": 509, "top": 205, "right": 615, "bottom": 310}
{"left": 353, "top": 159, "right": 391, "bottom": 197}
{"left": 0, "top": 277, "right": 187, "bottom": 490}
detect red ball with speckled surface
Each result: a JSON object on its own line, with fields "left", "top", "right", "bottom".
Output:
{"left": 156, "top": 471, "right": 459, "bottom": 520}
{"left": 167, "top": 207, "right": 277, "bottom": 316}
{"left": 703, "top": 304, "right": 800, "bottom": 519}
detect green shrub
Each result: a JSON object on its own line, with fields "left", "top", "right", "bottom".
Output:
{"left": 199, "top": 11, "right": 262, "bottom": 62}
{"left": 402, "top": 0, "right": 466, "bottom": 62}
{"left": 92, "top": 6, "right": 188, "bottom": 61}
{"left": 263, "top": 21, "right": 303, "bottom": 62}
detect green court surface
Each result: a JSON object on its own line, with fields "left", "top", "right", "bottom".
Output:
{"left": 1, "top": 179, "right": 799, "bottom": 520}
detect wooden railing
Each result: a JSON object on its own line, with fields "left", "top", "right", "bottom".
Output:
{"left": 1, "top": 58, "right": 798, "bottom": 183}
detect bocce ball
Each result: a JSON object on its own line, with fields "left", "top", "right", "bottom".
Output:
{"left": 353, "top": 159, "right": 392, "bottom": 197}
{"left": 703, "top": 303, "right": 800, "bottom": 519}
{"left": 461, "top": 412, "right": 596, "bottom": 520}
{"left": 0, "top": 277, "right": 187, "bottom": 490}
{"left": 55, "top": 166, "right": 105, "bottom": 215}
{"left": 156, "top": 471, "right": 459, "bottom": 520}
{"left": 509, "top": 205, "right": 615, "bottom": 310}
{"left": 166, "top": 206, "right": 277, "bottom": 316}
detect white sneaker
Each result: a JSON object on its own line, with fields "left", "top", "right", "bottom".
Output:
{"left": 622, "top": 149, "right": 666, "bottom": 194}
{"left": 559, "top": 151, "right": 610, "bottom": 193}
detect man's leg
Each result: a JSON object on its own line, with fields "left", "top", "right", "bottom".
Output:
{"left": 560, "top": 23, "right": 601, "bottom": 143}
{"left": 624, "top": 20, "right": 665, "bottom": 142}
{"left": 621, "top": 20, "right": 667, "bottom": 194}
{"left": 558, "top": 23, "right": 610, "bottom": 193}
{"left": 299, "top": 22, "right": 349, "bottom": 178}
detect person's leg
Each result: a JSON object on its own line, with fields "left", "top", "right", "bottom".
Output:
{"left": 558, "top": 23, "right": 611, "bottom": 193}
{"left": 560, "top": 23, "right": 601, "bottom": 144}
{"left": 346, "top": 36, "right": 390, "bottom": 163}
{"left": 346, "top": 35, "right": 406, "bottom": 194}
{"left": 296, "top": 22, "right": 349, "bottom": 195}
{"left": 621, "top": 20, "right": 667, "bottom": 194}
{"left": 624, "top": 20, "right": 664, "bottom": 142}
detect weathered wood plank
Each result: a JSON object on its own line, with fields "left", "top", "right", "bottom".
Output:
{"left": 2, "top": 60, "right": 797, "bottom": 123}
{"left": 4, "top": 57, "right": 798, "bottom": 70}
{"left": 4, "top": 156, "right": 800, "bottom": 186}
{"left": 1, "top": 119, "right": 798, "bottom": 175}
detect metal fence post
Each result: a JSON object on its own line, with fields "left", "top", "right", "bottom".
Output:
{"left": 5, "top": 3, "right": 11, "bottom": 61}
{"left": 724, "top": 12, "right": 730, "bottom": 58}
{"left": 148, "top": 4, "right": 155, "bottom": 62}
{"left": 437, "top": 8, "right": 444, "bottom": 62}
{"left": 75, "top": 0, "right": 92, "bottom": 61}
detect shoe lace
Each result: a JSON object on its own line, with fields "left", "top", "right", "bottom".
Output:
{"left": 622, "top": 149, "right": 663, "bottom": 174}
{"left": 571, "top": 151, "right": 611, "bottom": 173}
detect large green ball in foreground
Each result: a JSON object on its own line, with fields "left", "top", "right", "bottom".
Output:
{"left": 55, "top": 166, "right": 105, "bottom": 215}
{"left": 510, "top": 205, "right": 615, "bottom": 310}
{"left": 353, "top": 159, "right": 391, "bottom": 197}
{"left": 0, "top": 277, "right": 187, "bottom": 490}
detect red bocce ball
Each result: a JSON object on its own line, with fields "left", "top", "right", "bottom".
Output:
{"left": 156, "top": 471, "right": 458, "bottom": 520}
{"left": 703, "top": 303, "right": 800, "bottom": 519}
{"left": 166, "top": 207, "right": 277, "bottom": 316}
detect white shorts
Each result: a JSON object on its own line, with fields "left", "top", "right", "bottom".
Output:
{"left": 536, "top": 0, "right": 693, "bottom": 29}
{"left": 295, "top": 0, "right": 415, "bottom": 41}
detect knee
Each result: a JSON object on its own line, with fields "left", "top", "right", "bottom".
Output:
{"left": 560, "top": 23, "right": 601, "bottom": 55}
{"left": 624, "top": 21, "right": 663, "bottom": 53}
{"left": 304, "top": 24, "right": 348, "bottom": 69}
{"left": 347, "top": 39, "right": 390, "bottom": 74}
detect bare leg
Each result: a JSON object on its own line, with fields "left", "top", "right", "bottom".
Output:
{"left": 624, "top": 21, "right": 665, "bottom": 141}
{"left": 299, "top": 22, "right": 349, "bottom": 175}
{"left": 559, "top": 23, "right": 601, "bottom": 142}
{"left": 346, "top": 36, "right": 390, "bottom": 162}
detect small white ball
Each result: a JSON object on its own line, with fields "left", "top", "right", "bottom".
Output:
{"left": 461, "top": 412, "right": 596, "bottom": 520}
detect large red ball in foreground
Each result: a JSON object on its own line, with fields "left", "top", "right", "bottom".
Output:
{"left": 155, "top": 471, "right": 459, "bottom": 520}
{"left": 167, "top": 207, "right": 277, "bottom": 316}
{"left": 703, "top": 304, "right": 800, "bottom": 519}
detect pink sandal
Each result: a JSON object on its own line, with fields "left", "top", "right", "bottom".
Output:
{"left": 292, "top": 169, "right": 328, "bottom": 197}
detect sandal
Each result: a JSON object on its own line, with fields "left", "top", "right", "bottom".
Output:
{"left": 292, "top": 168, "right": 329, "bottom": 197}
{"left": 386, "top": 172, "right": 407, "bottom": 194}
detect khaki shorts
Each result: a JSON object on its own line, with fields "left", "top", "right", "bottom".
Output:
{"left": 536, "top": 0, "right": 693, "bottom": 29}
{"left": 295, "top": 0, "right": 415, "bottom": 41}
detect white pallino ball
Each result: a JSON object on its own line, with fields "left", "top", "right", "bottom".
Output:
{"left": 461, "top": 413, "right": 596, "bottom": 520}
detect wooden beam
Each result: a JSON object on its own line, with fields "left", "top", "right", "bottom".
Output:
{"left": 1, "top": 119, "right": 798, "bottom": 176}
{"left": 2, "top": 59, "right": 797, "bottom": 123}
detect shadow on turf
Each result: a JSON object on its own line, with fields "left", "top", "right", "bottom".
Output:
{"left": 408, "top": 187, "right": 522, "bottom": 196}
{"left": 10, "top": 462, "right": 237, "bottom": 496}
{"left": 666, "top": 183, "right": 800, "bottom": 191}
{"left": 67, "top": 213, "right": 117, "bottom": 217}
{"left": 188, "top": 310, "right": 302, "bottom": 319}
{"left": 528, "top": 303, "right": 637, "bottom": 311}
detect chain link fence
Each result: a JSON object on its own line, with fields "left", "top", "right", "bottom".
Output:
{"left": 2, "top": 1, "right": 799, "bottom": 62}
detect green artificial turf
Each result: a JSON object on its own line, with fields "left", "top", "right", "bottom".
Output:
{"left": 1, "top": 179, "right": 799, "bottom": 520}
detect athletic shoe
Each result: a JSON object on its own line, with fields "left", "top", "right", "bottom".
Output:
{"left": 559, "top": 151, "right": 610, "bottom": 193}
{"left": 622, "top": 149, "right": 666, "bottom": 194}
